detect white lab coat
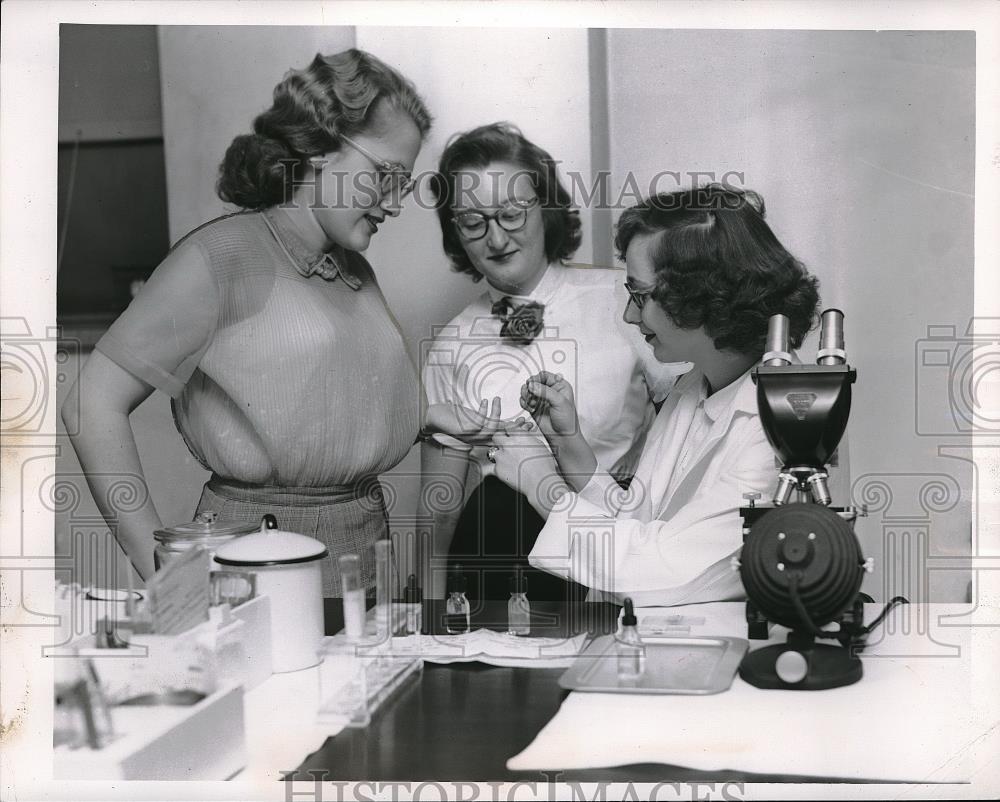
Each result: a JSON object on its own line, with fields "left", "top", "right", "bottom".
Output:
{"left": 529, "top": 365, "right": 776, "bottom": 606}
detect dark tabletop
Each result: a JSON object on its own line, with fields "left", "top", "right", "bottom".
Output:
{"left": 287, "top": 600, "right": 890, "bottom": 783}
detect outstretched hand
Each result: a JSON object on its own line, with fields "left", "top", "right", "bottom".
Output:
{"left": 520, "top": 371, "right": 579, "bottom": 440}
{"left": 424, "top": 398, "right": 535, "bottom": 446}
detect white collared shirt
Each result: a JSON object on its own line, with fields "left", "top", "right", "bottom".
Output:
{"left": 422, "top": 262, "right": 687, "bottom": 476}
{"left": 528, "top": 366, "right": 776, "bottom": 606}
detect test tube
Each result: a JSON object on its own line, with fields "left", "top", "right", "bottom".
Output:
{"left": 338, "top": 554, "right": 365, "bottom": 643}
{"left": 374, "top": 539, "right": 392, "bottom": 639}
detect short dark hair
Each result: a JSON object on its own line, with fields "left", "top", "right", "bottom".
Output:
{"left": 614, "top": 185, "right": 820, "bottom": 355}
{"left": 217, "top": 49, "right": 432, "bottom": 210}
{"left": 430, "top": 122, "right": 582, "bottom": 280}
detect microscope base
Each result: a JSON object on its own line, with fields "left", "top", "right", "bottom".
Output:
{"left": 738, "top": 639, "right": 862, "bottom": 690}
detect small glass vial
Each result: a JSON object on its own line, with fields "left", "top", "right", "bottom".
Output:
{"left": 403, "top": 574, "right": 423, "bottom": 635}
{"left": 507, "top": 572, "right": 531, "bottom": 636}
{"left": 338, "top": 554, "right": 365, "bottom": 643}
{"left": 616, "top": 597, "right": 645, "bottom": 679}
{"left": 445, "top": 566, "right": 470, "bottom": 634}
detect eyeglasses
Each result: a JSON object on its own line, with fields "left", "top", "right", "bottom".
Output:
{"left": 623, "top": 280, "right": 653, "bottom": 310}
{"left": 339, "top": 133, "right": 416, "bottom": 199}
{"left": 452, "top": 197, "right": 540, "bottom": 241}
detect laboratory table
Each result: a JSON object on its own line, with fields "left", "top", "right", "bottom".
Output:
{"left": 284, "top": 600, "right": 883, "bottom": 783}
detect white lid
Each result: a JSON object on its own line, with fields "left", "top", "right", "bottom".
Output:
{"left": 213, "top": 520, "right": 328, "bottom": 567}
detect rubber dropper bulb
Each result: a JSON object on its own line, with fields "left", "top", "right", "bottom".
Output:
{"left": 622, "top": 597, "right": 638, "bottom": 627}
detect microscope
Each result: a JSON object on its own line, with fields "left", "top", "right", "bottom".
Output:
{"left": 735, "top": 309, "right": 873, "bottom": 690}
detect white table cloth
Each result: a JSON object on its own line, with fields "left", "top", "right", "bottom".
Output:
{"left": 508, "top": 603, "right": 979, "bottom": 782}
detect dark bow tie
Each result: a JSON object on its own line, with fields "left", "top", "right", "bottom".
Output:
{"left": 491, "top": 297, "right": 545, "bottom": 345}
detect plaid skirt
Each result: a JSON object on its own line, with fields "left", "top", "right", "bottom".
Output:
{"left": 195, "top": 474, "right": 388, "bottom": 597}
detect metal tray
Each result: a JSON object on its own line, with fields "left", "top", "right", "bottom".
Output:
{"left": 558, "top": 635, "right": 748, "bottom": 695}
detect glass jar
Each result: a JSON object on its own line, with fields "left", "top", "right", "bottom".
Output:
{"left": 153, "top": 512, "right": 258, "bottom": 571}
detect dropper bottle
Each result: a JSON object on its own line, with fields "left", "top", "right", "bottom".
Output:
{"left": 507, "top": 571, "right": 531, "bottom": 636}
{"left": 616, "top": 597, "right": 645, "bottom": 679}
{"left": 445, "top": 565, "right": 470, "bottom": 634}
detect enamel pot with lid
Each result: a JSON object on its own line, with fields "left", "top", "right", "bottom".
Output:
{"left": 213, "top": 515, "right": 328, "bottom": 673}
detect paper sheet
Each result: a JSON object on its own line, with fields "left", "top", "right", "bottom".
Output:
{"left": 389, "top": 629, "right": 590, "bottom": 668}
{"left": 146, "top": 547, "right": 211, "bottom": 635}
{"left": 507, "top": 603, "right": 975, "bottom": 781}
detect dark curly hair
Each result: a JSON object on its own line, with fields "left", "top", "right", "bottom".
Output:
{"left": 217, "top": 49, "right": 432, "bottom": 210}
{"left": 614, "top": 184, "right": 820, "bottom": 355}
{"left": 430, "top": 122, "right": 582, "bottom": 280}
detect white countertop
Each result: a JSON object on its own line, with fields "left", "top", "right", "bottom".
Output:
{"left": 508, "top": 602, "right": 984, "bottom": 782}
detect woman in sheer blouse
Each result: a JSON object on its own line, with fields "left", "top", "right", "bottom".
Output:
{"left": 63, "top": 49, "right": 432, "bottom": 594}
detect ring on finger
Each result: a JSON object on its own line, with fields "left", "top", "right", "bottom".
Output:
{"left": 487, "top": 446, "right": 499, "bottom": 464}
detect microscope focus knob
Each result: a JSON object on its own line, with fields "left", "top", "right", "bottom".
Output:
{"left": 775, "top": 650, "right": 809, "bottom": 684}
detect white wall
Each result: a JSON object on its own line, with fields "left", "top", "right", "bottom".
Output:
{"left": 606, "top": 30, "right": 975, "bottom": 601}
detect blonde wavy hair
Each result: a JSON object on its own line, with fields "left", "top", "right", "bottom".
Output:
{"left": 217, "top": 49, "right": 432, "bottom": 209}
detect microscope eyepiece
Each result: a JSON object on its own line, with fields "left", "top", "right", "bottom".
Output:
{"left": 817, "top": 308, "right": 846, "bottom": 365}
{"left": 763, "top": 314, "right": 792, "bottom": 366}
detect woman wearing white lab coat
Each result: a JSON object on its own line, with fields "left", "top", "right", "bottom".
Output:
{"left": 488, "top": 185, "right": 822, "bottom": 606}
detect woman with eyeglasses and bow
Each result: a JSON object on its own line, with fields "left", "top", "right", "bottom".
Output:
{"left": 417, "top": 123, "right": 683, "bottom": 601}
{"left": 63, "top": 50, "right": 431, "bottom": 594}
